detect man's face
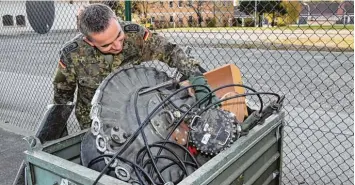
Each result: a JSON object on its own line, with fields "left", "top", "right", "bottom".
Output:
{"left": 86, "top": 18, "right": 125, "bottom": 54}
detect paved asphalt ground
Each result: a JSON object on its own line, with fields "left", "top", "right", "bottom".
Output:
{"left": 0, "top": 127, "right": 27, "bottom": 185}
{"left": 0, "top": 30, "right": 353, "bottom": 184}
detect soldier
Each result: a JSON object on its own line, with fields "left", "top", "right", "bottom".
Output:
{"left": 52, "top": 3, "right": 208, "bottom": 129}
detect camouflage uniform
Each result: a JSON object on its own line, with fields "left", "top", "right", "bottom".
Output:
{"left": 52, "top": 21, "right": 202, "bottom": 129}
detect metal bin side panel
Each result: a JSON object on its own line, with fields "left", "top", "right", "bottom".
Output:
{"left": 178, "top": 112, "right": 285, "bottom": 185}
{"left": 25, "top": 150, "right": 129, "bottom": 185}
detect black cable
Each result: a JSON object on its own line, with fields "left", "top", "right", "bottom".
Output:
{"left": 121, "top": 84, "right": 211, "bottom": 156}
{"left": 134, "top": 143, "right": 190, "bottom": 184}
{"left": 134, "top": 87, "right": 166, "bottom": 184}
{"left": 154, "top": 141, "right": 199, "bottom": 168}
{"left": 160, "top": 161, "right": 198, "bottom": 173}
{"left": 199, "top": 92, "right": 281, "bottom": 115}
{"left": 137, "top": 144, "right": 188, "bottom": 177}
{"left": 136, "top": 141, "right": 195, "bottom": 166}
{"left": 136, "top": 87, "right": 198, "bottom": 181}
{"left": 136, "top": 88, "right": 202, "bottom": 184}
{"left": 131, "top": 83, "right": 279, "bottom": 185}
{"left": 93, "top": 84, "right": 212, "bottom": 185}
{"left": 93, "top": 83, "right": 280, "bottom": 184}
{"left": 88, "top": 154, "right": 155, "bottom": 185}
{"left": 154, "top": 89, "right": 187, "bottom": 113}
{"left": 154, "top": 85, "right": 277, "bottom": 164}
{"left": 168, "top": 98, "right": 187, "bottom": 113}
{"left": 142, "top": 155, "right": 186, "bottom": 184}
{"left": 154, "top": 88, "right": 223, "bottom": 164}
{"left": 157, "top": 160, "right": 198, "bottom": 183}
{"left": 198, "top": 84, "right": 264, "bottom": 113}
{"left": 142, "top": 155, "right": 184, "bottom": 174}
{"left": 135, "top": 141, "right": 200, "bottom": 184}
{"left": 158, "top": 86, "right": 212, "bottom": 113}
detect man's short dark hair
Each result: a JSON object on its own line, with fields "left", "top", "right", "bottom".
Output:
{"left": 78, "top": 3, "right": 116, "bottom": 38}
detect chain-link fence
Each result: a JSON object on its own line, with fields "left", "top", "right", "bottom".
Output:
{"left": 0, "top": 0, "right": 353, "bottom": 185}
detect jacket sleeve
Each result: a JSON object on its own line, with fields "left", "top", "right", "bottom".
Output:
{"left": 52, "top": 52, "right": 77, "bottom": 104}
{"left": 139, "top": 28, "right": 203, "bottom": 77}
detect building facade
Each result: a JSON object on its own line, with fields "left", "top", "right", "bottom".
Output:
{"left": 146, "top": 1, "right": 235, "bottom": 28}
{"left": 0, "top": 1, "right": 88, "bottom": 35}
{"left": 299, "top": 1, "right": 354, "bottom": 25}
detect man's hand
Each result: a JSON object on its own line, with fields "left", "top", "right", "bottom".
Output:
{"left": 179, "top": 80, "right": 195, "bottom": 97}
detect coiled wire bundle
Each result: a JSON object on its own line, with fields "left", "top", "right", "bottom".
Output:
{"left": 80, "top": 67, "right": 282, "bottom": 185}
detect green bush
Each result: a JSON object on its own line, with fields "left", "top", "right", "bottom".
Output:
{"left": 244, "top": 19, "right": 255, "bottom": 27}
{"left": 206, "top": 17, "right": 217, "bottom": 27}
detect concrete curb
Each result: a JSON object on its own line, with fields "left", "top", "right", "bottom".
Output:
{"left": 0, "top": 121, "right": 35, "bottom": 137}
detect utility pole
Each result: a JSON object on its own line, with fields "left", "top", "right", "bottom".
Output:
{"left": 125, "top": 0, "right": 132, "bottom": 21}
{"left": 254, "top": 0, "right": 257, "bottom": 27}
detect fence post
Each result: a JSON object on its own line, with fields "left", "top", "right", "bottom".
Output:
{"left": 125, "top": 0, "right": 132, "bottom": 21}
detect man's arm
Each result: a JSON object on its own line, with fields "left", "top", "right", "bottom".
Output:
{"left": 139, "top": 28, "right": 203, "bottom": 77}
{"left": 52, "top": 53, "right": 77, "bottom": 104}
{"left": 133, "top": 27, "right": 220, "bottom": 106}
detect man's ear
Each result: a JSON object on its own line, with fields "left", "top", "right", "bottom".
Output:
{"left": 83, "top": 36, "right": 94, "bottom": 46}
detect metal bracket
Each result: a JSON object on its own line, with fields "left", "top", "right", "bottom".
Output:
{"left": 189, "top": 115, "right": 201, "bottom": 131}
{"left": 23, "top": 135, "right": 42, "bottom": 151}
{"left": 276, "top": 125, "right": 282, "bottom": 141}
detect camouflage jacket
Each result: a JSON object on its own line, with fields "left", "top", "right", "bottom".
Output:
{"left": 52, "top": 21, "right": 201, "bottom": 129}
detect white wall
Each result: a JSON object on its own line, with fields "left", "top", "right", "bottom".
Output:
{"left": 0, "top": 1, "right": 89, "bottom": 34}
{"left": 52, "top": 1, "right": 89, "bottom": 30}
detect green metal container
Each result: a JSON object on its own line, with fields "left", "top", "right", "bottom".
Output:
{"left": 23, "top": 110, "right": 284, "bottom": 185}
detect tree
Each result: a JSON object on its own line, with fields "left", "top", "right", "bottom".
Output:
{"left": 280, "top": 0, "right": 301, "bottom": 25}
{"left": 132, "top": 1, "right": 157, "bottom": 23}
{"left": 90, "top": 1, "right": 125, "bottom": 18}
{"left": 190, "top": 1, "right": 208, "bottom": 27}
{"left": 239, "top": 0, "right": 287, "bottom": 27}
{"left": 90, "top": 1, "right": 156, "bottom": 24}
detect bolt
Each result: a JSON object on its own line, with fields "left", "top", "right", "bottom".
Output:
{"left": 113, "top": 126, "right": 120, "bottom": 131}
{"left": 174, "top": 111, "right": 181, "bottom": 118}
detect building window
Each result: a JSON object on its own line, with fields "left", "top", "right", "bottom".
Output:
{"left": 188, "top": 0, "right": 193, "bottom": 7}
{"left": 170, "top": 16, "right": 174, "bottom": 22}
{"left": 188, "top": 16, "right": 193, "bottom": 22}
{"left": 169, "top": 1, "right": 173, "bottom": 8}
{"left": 179, "top": 18, "right": 183, "bottom": 23}
{"left": 160, "top": 2, "right": 164, "bottom": 7}
{"left": 16, "top": 15, "right": 26, "bottom": 26}
{"left": 161, "top": 16, "right": 165, "bottom": 21}
{"left": 3, "top": 15, "right": 14, "bottom": 26}
{"left": 178, "top": 0, "right": 183, "bottom": 7}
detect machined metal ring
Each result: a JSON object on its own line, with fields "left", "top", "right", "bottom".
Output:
{"left": 95, "top": 134, "right": 107, "bottom": 153}
{"left": 91, "top": 118, "right": 102, "bottom": 136}
{"left": 104, "top": 151, "right": 119, "bottom": 168}
{"left": 115, "top": 166, "right": 131, "bottom": 181}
